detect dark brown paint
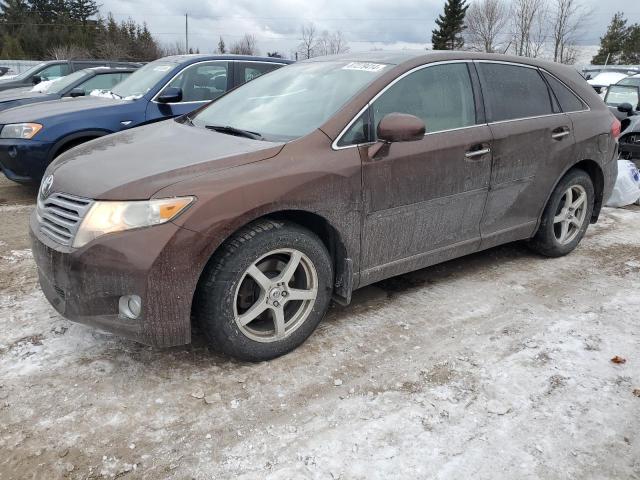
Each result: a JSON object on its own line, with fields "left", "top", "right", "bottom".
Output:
{"left": 30, "top": 51, "right": 618, "bottom": 346}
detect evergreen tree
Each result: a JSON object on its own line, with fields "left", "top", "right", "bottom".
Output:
{"left": 592, "top": 12, "right": 628, "bottom": 64}
{"left": 217, "top": 35, "right": 225, "bottom": 54}
{"left": 69, "top": 0, "right": 98, "bottom": 23}
{"left": 431, "top": 0, "right": 468, "bottom": 50}
{"left": 621, "top": 25, "right": 640, "bottom": 64}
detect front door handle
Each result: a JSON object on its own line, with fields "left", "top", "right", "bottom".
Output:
{"left": 551, "top": 127, "right": 571, "bottom": 140}
{"left": 465, "top": 147, "right": 491, "bottom": 159}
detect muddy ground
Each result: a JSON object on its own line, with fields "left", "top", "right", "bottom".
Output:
{"left": 1, "top": 175, "right": 639, "bottom": 479}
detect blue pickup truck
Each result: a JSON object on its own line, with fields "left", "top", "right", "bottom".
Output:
{"left": 0, "top": 55, "right": 291, "bottom": 183}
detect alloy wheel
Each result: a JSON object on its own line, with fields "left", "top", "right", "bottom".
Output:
{"left": 553, "top": 184, "right": 587, "bottom": 245}
{"left": 233, "top": 248, "right": 318, "bottom": 343}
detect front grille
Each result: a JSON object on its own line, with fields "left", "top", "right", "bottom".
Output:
{"left": 36, "top": 192, "right": 93, "bottom": 246}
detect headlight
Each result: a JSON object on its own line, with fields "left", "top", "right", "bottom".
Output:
{"left": 73, "top": 196, "right": 194, "bottom": 248}
{"left": 0, "top": 122, "right": 43, "bottom": 139}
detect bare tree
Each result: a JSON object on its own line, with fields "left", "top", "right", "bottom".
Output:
{"left": 329, "top": 31, "right": 350, "bottom": 54}
{"left": 161, "top": 41, "right": 187, "bottom": 56}
{"left": 465, "top": 0, "right": 509, "bottom": 52}
{"left": 48, "top": 44, "right": 92, "bottom": 60}
{"left": 549, "top": 0, "right": 589, "bottom": 64}
{"left": 230, "top": 34, "right": 259, "bottom": 55}
{"left": 297, "top": 23, "right": 317, "bottom": 59}
{"left": 511, "top": 0, "right": 548, "bottom": 57}
{"left": 95, "top": 40, "right": 130, "bottom": 60}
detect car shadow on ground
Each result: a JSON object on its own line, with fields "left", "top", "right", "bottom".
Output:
{"left": 174, "top": 241, "right": 540, "bottom": 365}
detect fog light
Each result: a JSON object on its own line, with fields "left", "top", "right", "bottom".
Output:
{"left": 119, "top": 294, "right": 142, "bottom": 319}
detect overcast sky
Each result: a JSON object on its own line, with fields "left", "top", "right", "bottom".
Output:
{"left": 100, "top": 0, "right": 640, "bottom": 60}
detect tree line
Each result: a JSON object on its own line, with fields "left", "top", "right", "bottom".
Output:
{"left": 0, "top": 0, "right": 161, "bottom": 61}
{"left": 432, "top": 0, "right": 640, "bottom": 65}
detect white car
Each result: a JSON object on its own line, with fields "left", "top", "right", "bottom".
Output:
{"left": 587, "top": 72, "right": 629, "bottom": 97}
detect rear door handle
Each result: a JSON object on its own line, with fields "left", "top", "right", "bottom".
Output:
{"left": 551, "top": 127, "right": 571, "bottom": 140}
{"left": 465, "top": 147, "right": 491, "bottom": 159}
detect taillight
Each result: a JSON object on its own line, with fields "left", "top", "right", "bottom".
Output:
{"left": 611, "top": 118, "right": 621, "bottom": 139}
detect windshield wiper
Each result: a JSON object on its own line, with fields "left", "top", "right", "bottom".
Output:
{"left": 205, "top": 124, "right": 263, "bottom": 140}
{"left": 104, "top": 90, "right": 122, "bottom": 99}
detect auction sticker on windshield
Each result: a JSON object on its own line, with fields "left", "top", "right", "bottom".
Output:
{"left": 153, "top": 65, "right": 171, "bottom": 72}
{"left": 342, "top": 62, "right": 387, "bottom": 72}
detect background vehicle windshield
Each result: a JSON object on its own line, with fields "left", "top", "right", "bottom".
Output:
{"left": 5, "top": 63, "right": 46, "bottom": 81}
{"left": 605, "top": 85, "right": 639, "bottom": 106}
{"left": 191, "top": 61, "right": 390, "bottom": 141}
{"left": 47, "top": 70, "right": 88, "bottom": 93}
{"left": 111, "top": 61, "right": 174, "bottom": 99}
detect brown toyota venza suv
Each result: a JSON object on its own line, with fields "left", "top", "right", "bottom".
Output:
{"left": 31, "top": 52, "right": 619, "bottom": 361}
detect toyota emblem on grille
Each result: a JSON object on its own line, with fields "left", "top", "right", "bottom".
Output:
{"left": 40, "top": 174, "right": 54, "bottom": 198}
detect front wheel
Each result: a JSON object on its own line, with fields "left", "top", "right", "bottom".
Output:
{"left": 529, "top": 168, "right": 594, "bottom": 257}
{"left": 194, "top": 220, "right": 333, "bottom": 361}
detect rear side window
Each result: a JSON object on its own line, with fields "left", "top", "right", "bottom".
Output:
{"left": 542, "top": 71, "right": 587, "bottom": 112}
{"left": 372, "top": 63, "right": 476, "bottom": 135}
{"left": 235, "top": 62, "right": 281, "bottom": 84}
{"left": 477, "top": 63, "right": 553, "bottom": 122}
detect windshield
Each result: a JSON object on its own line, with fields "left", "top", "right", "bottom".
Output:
{"left": 4, "top": 63, "right": 46, "bottom": 81}
{"left": 111, "top": 61, "right": 174, "bottom": 99}
{"left": 618, "top": 77, "right": 640, "bottom": 87}
{"left": 191, "top": 61, "right": 390, "bottom": 141}
{"left": 605, "top": 85, "right": 639, "bottom": 107}
{"left": 46, "top": 70, "right": 88, "bottom": 93}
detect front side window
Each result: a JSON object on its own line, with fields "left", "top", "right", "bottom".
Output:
{"left": 372, "top": 63, "right": 476, "bottom": 135}
{"left": 477, "top": 63, "right": 553, "bottom": 122}
{"left": 164, "top": 61, "right": 229, "bottom": 102}
{"left": 191, "top": 61, "right": 390, "bottom": 142}
{"left": 337, "top": 110, "right": 370, "bottom": 147}
{"left": 542, "top": 71, "right": 586, "bottom": 113}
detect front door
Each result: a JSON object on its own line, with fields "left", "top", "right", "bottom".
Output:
{"left": 145, "top": 61, "right": 231, "bottom": 121}
{"left": 358, "top": 62, "right": 492, "bottom": 282}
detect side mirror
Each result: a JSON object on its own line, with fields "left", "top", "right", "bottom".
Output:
{"left": 68, "top": 88, "right": 85, "bottom": 98}
{"left": 377, "top": 113, "right": 426, "bottom": 142}
{"left": 618, "top": 102, "right": 634, "bottom": 115}
{"left": 368, "top": 113, "right": 426, "bottom": 160}
{"left": 157, "top": 87, "right": 182, "bottom": 104}
{"left": 32, "top": 75, "right": 42, "bottom": 85}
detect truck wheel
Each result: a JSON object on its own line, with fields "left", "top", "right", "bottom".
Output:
{"left": 529, "top": 168, "right": 594, "bottom": 257}
{"left": 194, "top": 219, "right": 333, "bottom": 361}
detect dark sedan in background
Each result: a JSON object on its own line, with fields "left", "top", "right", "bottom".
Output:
{"left": 0, "top": 59, "right": 140, "bottom": 91}
{"left": 0, "top": 54, "right": 291, "bottom": 183}
{"left": 0, "top": 67, "right": 136, "bottom": 112}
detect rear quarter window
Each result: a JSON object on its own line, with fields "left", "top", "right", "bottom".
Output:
{"left": 477, "top": 62, "right": 554, "bottom": 122}
{"left": 542, "top": 71, "right": 587, "bottom": 112}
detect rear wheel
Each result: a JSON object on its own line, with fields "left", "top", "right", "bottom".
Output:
{"left": 529, "top": 168, "right": 594, "bottom": 257}
{"left": 194, "top": 219, "right": 333, "bottom": 361}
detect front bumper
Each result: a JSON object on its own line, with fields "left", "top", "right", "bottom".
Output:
{"left": 0, "top": 138, "right": 54, "bottom": 184}
{"left": 29, "top": 211, "right": 204, "bottom": 347}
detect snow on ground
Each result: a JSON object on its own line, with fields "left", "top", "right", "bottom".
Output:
{"left": 0, "top": 176, "right": 639, "bottom": 479}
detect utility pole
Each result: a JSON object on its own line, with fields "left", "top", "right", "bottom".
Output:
{"left": 185, "top": 13, "right": 189, "bottom": 54}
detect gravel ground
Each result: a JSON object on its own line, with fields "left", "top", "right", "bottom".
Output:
{"left": 1, "top": 175, "right": 639, "bottom": 480}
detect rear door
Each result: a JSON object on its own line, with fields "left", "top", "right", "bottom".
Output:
{"left": 357, "top": 61, "right": 492, "bottom": 275}
{"left": 476, "top": 61, "right": 575, "bottom": 247}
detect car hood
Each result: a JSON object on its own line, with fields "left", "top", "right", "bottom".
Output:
{"left": 46, "top": 119, "right": 285, "bottom": 200}
{"left": 0, "top": 95, "right": 123, "bottom": 122}
{"left": 0, "top": 87, "right": 45, "bottom": 102}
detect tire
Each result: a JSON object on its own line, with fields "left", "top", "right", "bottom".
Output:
{"left": 529, "top": 168, "right": 594, "bottom": 257}
{"left": 194, "top": 219, "right": 334, "bottom": 361}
